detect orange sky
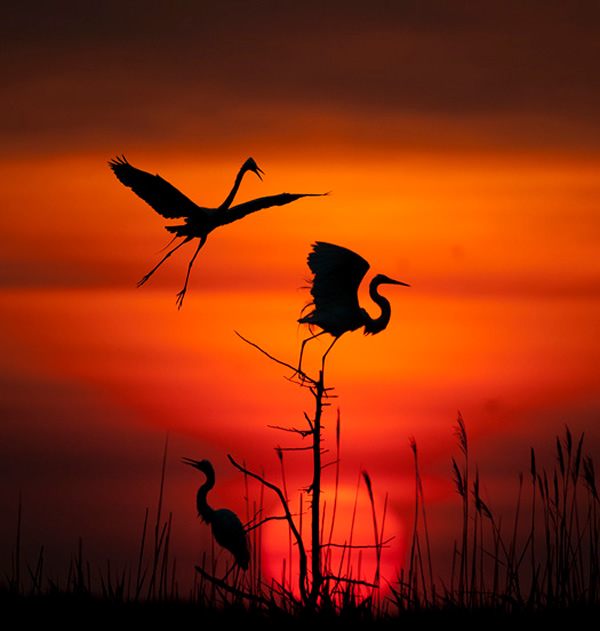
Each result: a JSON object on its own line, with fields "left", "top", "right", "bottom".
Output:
{"left": 1, "top": 1, "right": 600, "bottom": 594}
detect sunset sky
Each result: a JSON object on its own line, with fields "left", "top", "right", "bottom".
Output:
{"left": 1, "top": 1, "right": 599, "bottom": 593}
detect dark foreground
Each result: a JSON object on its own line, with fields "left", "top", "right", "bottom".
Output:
{"left": 3, "top": 591, "right": 598, "bottom": 631}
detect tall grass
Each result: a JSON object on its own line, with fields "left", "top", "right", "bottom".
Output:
{"left": 393, "top": 417, "right": 600, "bottom": 615}
{"left": 3, "top": 396, "right": 600, "bottom": 620}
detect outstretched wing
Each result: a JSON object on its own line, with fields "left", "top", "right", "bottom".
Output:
{"left": 304, "top": 241, "right": 370, "bottom": 317}
{"left": 108, "top": 155, "right": 204, "bottom": 219}
{"left": 219, "top": 192, "right": 328, "bottom": 227}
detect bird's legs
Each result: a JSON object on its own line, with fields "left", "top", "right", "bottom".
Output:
{"left": 321, "top": 335, "right": 341, "bottom": 373}
{"left": 175, "top": 235, "right": 207, "bottom": 309}
{"left": 137, "top": 237, "right": 191, "bottom": 287}
{"left": 297, "top": 331, "right": 327, "bottom": 377}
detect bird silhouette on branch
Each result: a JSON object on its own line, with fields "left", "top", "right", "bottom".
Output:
{"left": 298, "top": 241, "right": 410, "bottom": 373}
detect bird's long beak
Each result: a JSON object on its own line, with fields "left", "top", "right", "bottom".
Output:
{"left": 388, "top": 278, "right": 410, "bottom": 287}
{"left": 182, "top": 457, "right": 201, "bottom": 468}
{"left": 254, "top": 166, "right": 264, "bottom": 181}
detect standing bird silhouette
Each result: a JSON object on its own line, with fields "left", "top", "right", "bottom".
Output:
{"left": 182, "top": 457, "right": 250, "bottom": 571}
{"left": 298, "top": 241, "right": 410, "bottom": 373}
{"left": 109, "top": 156, "right": 328, "bottom": 308}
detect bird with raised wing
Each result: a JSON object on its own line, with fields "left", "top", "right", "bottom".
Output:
{"left": 182, "top": 457, "right": 250, "bottom": 571}
{"left": 298, "top": 241, "right": 410, "bottom": 373}
{"left": 109, "top": 156, "right": 328, "bottom": 308}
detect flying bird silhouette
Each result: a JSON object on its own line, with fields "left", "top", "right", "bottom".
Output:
{"left": 298, "top": 241, "right": 410, "bottom": 373}
{"left": 182, "top": 457, "right": 250, "bottom": 571}
{"left": 109, "top": 156, "right": 328, "bottom": 308}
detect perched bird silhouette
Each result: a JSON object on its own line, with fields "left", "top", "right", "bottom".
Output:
{"left": 182, "top": 457, "right": 250, "bottom": 571}
{"left": 298, "top": 241, "right": 410, "bottom": 373}
{"left": 109, "top": 156, "right": 328, "bottom": 308}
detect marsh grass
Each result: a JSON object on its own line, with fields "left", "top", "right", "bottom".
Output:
{"left": 393, "top": 417, "right": 600, "bottom": 617}
{"left": 3, "top": 380, "right": 600, "bottom": 624}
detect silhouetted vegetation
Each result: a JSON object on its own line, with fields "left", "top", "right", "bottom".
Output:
{"left": 393, "top": 418, "right": 600, "bottom": 617}
{"left": 3, "top": 345, "right": 600, "bottom": 625}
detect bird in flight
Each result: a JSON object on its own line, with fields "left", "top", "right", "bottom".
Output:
{"left": 298, "top": 241, "right": 410, "bottom": 373}
{"left": 182, "top": 457, "right": 250, "bottom": 571}
{"left": 109, "top": 156, "right": 328, "bottom": 308}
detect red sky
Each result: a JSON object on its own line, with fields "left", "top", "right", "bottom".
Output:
{"left": 1, "top": 1, "right": 600, "bottom": 594}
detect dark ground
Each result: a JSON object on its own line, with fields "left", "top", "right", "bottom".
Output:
{"left": 3, "top": 590, "right": 598, "bottom": 630}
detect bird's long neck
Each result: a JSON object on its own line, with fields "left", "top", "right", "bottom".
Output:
{"left": 364, "top": 279, "right": 392, "bottom": 335}
{"left": 219, "top": 165, "right": 249, "bottom": 210}
{"left": 196, "top": 471, "right": 216, "bottom": 524}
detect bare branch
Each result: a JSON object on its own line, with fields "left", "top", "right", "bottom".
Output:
{"left": 228, "top": 453, "right": 310, "bottom": 604}
{"left": 235, "top": 331, "right": 318, "bottom": 386}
